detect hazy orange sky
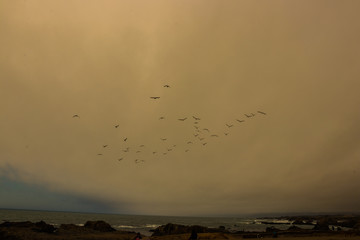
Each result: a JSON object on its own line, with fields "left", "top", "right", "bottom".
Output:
{"left": 1, "top": 0, "right": 360, "bottom": 216}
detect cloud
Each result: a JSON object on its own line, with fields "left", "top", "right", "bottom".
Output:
{"left": 1, "top": 0, "right": 360, "bottom": 216}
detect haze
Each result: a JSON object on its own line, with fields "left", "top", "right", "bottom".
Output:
{"left": 1, "top": 0, "right": 360, "bottom": 216}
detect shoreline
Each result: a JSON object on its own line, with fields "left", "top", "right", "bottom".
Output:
{"left": 1, "top": 219, "right": 359, "bottom": 240}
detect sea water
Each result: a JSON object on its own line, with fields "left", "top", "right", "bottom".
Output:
{"left": 0, "top": 209, "right": 312, "bottom": 236}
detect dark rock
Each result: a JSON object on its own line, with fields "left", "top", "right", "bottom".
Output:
{"left": 58, "top": 223, "right": 89, "bottom": 233}
{"left": 33, "top": 221, "right": 56, "bottom": 233}
{"left": 151, "top": 223, "right": 227, "bottom": 236}
{"left": 0, "top": 221, "right": 34, "bottom": 228}
{"left": 265, "top": 226, "right": 280, "bottom": 233}
{"left": 313, "top": 217, "right": 331, "bottom": 231}
{"left": 84, "top": 220, "right": 116, "bottom": 232}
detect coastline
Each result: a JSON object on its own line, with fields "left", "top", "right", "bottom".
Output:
{"left": 1, "top": 218, "right": 359, "bottom": 240}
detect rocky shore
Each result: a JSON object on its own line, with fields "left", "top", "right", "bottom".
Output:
{"left": 1, "top": 215, "right": 360, "bottom": 240}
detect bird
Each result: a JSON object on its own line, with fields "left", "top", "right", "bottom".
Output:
{"left": 202, "top": 143, "right": 207, "bottom": 146}
{"left": 115, "top": 124, "right": 119, "bottom": 128}
{"left": 123, "top": 149, "right": 129, "bottom": 152}
{"left": 226, "top": 124, "right": 234, "bottom": 128}
{"left": 194, "top": 122, "right": 199, "bottom": 124}
{"left": 160, "top": 138, "right": 167, "bottom": 141}
{"left": 124, "top": 138, "right": 127, "bottom": 141}
{"left": 118, "top": 158, "right": 123, "bottom": 161}
{"left": 159, "top": 116, "right": 165, "bottom": 120}
{"left": 136, "top": 151, "right": 141, "bottom": 153}
{"left": 167, "top": 148, "right": 172, "bottom": 151}
{"left": 203, "top": 128, "right": 210, "bottom": 132}
{"left": 178, "top": 117, "right": 187, "bottom": 121}
{"left": 139, "top": 145, "right": 145, "bottom": 147}
{"left": 211, "top": 134, "right": 219, "bottom": 137}
{"left": 258, "top": 111, "right": 267, "bottom": 115}
{"left": 103, "top": 145, "right": 108, "bottom": 148}
{"left": 97, "top": 153, "right": 103, "bottom": 156}
{"left": 236, "top": 119, "right": 245, "bottom": 123}
{"left": 224, "top": 132, "right": 229, "bottom": 136}
{"left": 163, "top": 85, "right": 170, "bottom": 88}
{"left": 173, "top": 145, "right": 176, "bottom": 147}
{"left": 72, "top": 114, "right": 80, "bottom": 118}
{"left": 152, "top": 151, "right": 157, "bottom": 154}
{"left": 185, "top": 149, "right": 189, "bottom": 152}
{"left": 194, "top": 126, "right": 199, "bottom": 129}
{"left": 187, "top": 141, "right": 193, "bottom": 144}
{"left": 199, "top": 137, "right": 205, "bottom": 141}
{"left": 245, "top": 114, "right": 252, "bottom": 118}
{"left": 192, "top": 116, "right": 201, "bottom": 120}
{"left": 150, "top": 97, "right": 160, "bottom": 99}
{"left": 194, "top": 134, "right": 199, "bottom": 137}
{"left": 163, "top": 152, "right": 167, "bottom": 155}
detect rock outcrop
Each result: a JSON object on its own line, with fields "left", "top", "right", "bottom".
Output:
{"left": 151, "top": 223, "right": 227, "bottom": 236}
{"left": 84, "top": 220, "right": 116, "bottom": 232}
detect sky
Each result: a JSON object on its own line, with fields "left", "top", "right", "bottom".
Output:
{"left": 1, "top": 0, "right": 360, "bottom": 217}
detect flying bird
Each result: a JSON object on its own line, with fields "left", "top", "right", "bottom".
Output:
{"left": 210, "top": 134, "right": 219, "bottom": 137}
{"left": 72, "top": 114, "right": 80, "bottom": 118}
{"left": 199, "top": 137, "right": 205, "bottom": 141}
{"left": 192, "top": 116, "right": 201, "bottom": 120}
{"left": 194, "top": 122, "right": 199, "bottom": 124}
{"left": 123, "top": 138, "right": 127, "bottom": 142}
{"left": 178, "top": 117, "right": 187, "bottom": 121}
{"left": 163, "top": 85, "right": 170, "bottom": 88}
{"left": 115, "top": 125, "right": 119, "bottom": 128}
{"left": 187, "top": 141, "right": 193, "bottom": 144}
{"left": 202, "top": 143, "right": 207, "bottom": 146}
{"left": 118, "top": 158, "right": 123, "bottom": 161}
{"left": 136, "top": 151, "right": 141, "bottom": 153}
{"left": 203, "top": 128, "right": 210, "bottom": 132}
{"left": 139, "top": 145, "right": 145, "bottom": 147}
{"left": 185, "top": 149, "right": 189, "bottom": 152}
{"left": 97, "top": 153, "right": 103, "bottom": 156}
{"left": 160, "top": 138, "right": 167, "bottom": 141}
{"left": 152, "top": 151, "right": 157, "bottom": 154}
{"left": 150, "top": 97, "right": 160, "bottom": 99}
{"left": 226, "top": 124, "right": 234, "bottom": 128}
{"left": 103, "top": 145, "right": 108, "bottom": 148}
{"left": 224, "top": 133, "right": 229, "bottom": 136}
{"left": 258, "top": 111, "right": 267, "bottom": 115}
{"left": 245, "top": 114, "right": 252, "bottom": 118}
{"left": 194, "top": 134, "right": 199, "bottom": 137}
{"left": 236, "top": 119, "right": 245, "bottom": 123}
{"left": 159, "top": 116, "right": 165, "bottom": 120}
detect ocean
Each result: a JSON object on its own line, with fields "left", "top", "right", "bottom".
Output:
{"left": 0, "top": 209, "right": 313, "bottom": 236}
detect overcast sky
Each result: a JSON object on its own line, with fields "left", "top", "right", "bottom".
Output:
{"left": 1, "top": 0, "right": 360, "bottom": 216}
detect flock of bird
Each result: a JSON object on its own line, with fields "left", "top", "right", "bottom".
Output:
{"left": 72, "top": 84, "right": 267, "bottom": 165}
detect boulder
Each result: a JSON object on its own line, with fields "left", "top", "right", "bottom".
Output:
{"left": 151, "top": 223, "right": 226, "bottom": 236}
{"left": 313, "top": 217, "right": 330, "bottom": 231}
{"left": 84, "top": 220, "right": 116, "bottom": 232}
{"left": 33, "top": 221, "right": 56, "bottom": 233}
